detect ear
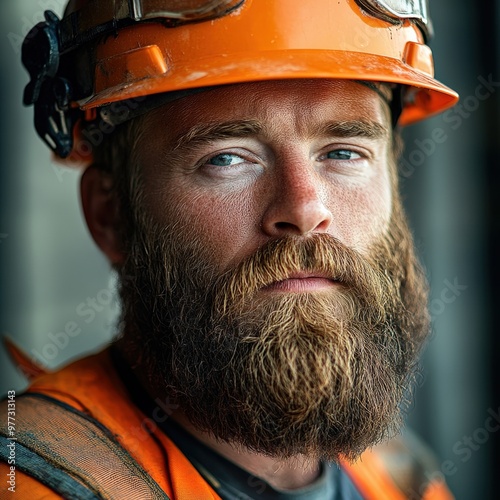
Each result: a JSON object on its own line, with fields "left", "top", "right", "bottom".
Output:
{"left": 80, "top": 165, "right": 126, "bottom": 265}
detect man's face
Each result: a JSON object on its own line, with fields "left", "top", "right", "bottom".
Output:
{"left": 118, "top": 79, "right": 429, "bottom": 461}
{"left": 137, "top": 80, "right": 393, "bottom": 267}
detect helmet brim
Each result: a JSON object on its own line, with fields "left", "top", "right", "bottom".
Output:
{"left": 83, "top": 49, "right": 458, "bottom": 126}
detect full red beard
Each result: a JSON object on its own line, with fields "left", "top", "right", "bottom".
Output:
{"left": 117, "top": 204, "right": 429, "bottom": 461}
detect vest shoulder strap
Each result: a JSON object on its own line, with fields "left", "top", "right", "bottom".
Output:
{"left": 0, "top": 393, "right": 170, "bottom": 500}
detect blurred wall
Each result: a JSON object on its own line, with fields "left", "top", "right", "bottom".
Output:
{"left": 402, "top": 0, "right": 499, "bottom": 498}
{"left": 0, "top": 0, "right": 117, "bottom": 396}
{"left": 1, "top": 1, "right": 498, "bottom": 499}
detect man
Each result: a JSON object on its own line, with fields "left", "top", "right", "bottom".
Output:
{"left": 0, "top": 0, "right": 458, "bottom": 498}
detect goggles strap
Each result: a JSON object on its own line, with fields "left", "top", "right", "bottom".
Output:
{"left": 358, "top": 81, "right": 403, "bottom": 127}
{"left": 98, "top": 86, "right": 220, "bottom": 126}
{"left": 390, "top": 85, "right": 404, "bottom": 128}
{"left": 98, "top": 81, "right": 405, "bottom": 131}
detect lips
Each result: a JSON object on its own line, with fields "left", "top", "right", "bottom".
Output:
{"left": 262, "top": 272, "right": 338, "bottom": 293}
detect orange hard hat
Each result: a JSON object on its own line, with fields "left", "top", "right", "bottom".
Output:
{"left": 22, "top": 0, "right": 458, "bottom": 160}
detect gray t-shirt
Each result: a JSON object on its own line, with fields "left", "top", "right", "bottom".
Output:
{"left": 161, "top": 418, "right": 365, "bottom": 500}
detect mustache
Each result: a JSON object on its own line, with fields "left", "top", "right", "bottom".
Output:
{"left": 213, "top": 234, "right": 391, "bottom": 315}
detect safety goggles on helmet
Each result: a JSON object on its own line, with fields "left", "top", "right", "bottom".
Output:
{"left": 60, "top": 0, "right": 431, "bottom": 54}
{"left": 59, "top": 0, "right": 245, "bottom": 52}
{"left": 356, "top": 0, "right": 432, "bottom": 39}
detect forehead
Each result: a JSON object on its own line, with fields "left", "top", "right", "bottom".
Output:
{"left": 142, "top": 79, "right": 391, "bottom": 143}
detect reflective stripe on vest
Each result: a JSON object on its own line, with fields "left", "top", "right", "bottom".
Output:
{"left": 0, "top": 393, "right": 170, "bottom": 500}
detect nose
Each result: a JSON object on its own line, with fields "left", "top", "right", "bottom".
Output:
{"left": 261, "top": 159, "right": 333, "bottom": 237}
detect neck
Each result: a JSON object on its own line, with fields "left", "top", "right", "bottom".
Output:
{"left": 171, "top": 410, "right": 321, "bottom": 491}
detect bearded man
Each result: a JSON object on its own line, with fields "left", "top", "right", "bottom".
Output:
{"left": 0, "top": 0, "right": 458, "bottom": 498}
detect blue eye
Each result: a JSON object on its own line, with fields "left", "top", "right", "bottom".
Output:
{"left": 207, "top": 153, "right": 245, "bottom": 167}
{"left": 326, "top": 150, "right": 361, "bottom": 160}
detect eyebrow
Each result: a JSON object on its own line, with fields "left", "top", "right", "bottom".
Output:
{"left": 311, "top": 120, "right": 389, "bottom": 140}
{"left": 172, "top": 119, "right": 263, "bottom": 151}
{"left": 171, "top": 118, "right": 388, "bottom": 152}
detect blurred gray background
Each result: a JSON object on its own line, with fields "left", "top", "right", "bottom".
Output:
{"left": 1, "top": 1, "right": 498, "bottom": 498}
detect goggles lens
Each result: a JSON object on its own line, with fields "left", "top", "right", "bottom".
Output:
{"left": 356, "top": 0, "right": 431, "bottom": 38}
{"left": 131, "top": 0, "right": 245, "bottom": 20}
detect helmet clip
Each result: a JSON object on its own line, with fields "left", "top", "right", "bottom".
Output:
{"left": 22, "top": 10, "right": 79, "bottom": 158}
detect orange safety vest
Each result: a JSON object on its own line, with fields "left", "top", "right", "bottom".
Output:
{"left": 0, "top": 348, "right": 454, "bottom": 499}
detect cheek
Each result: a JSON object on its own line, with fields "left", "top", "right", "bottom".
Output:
{"left": 148, "top": 184, "right": 263, "bottom": 269}
{"left": 326, "top": 173, "right": 392, "bottom": 252}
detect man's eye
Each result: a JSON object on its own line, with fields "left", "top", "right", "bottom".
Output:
{"left": 326, "top": 149, "right": 361, "bottom": 160}
{"left": 206, "top": 153, "right": 245, "bottom": 167}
